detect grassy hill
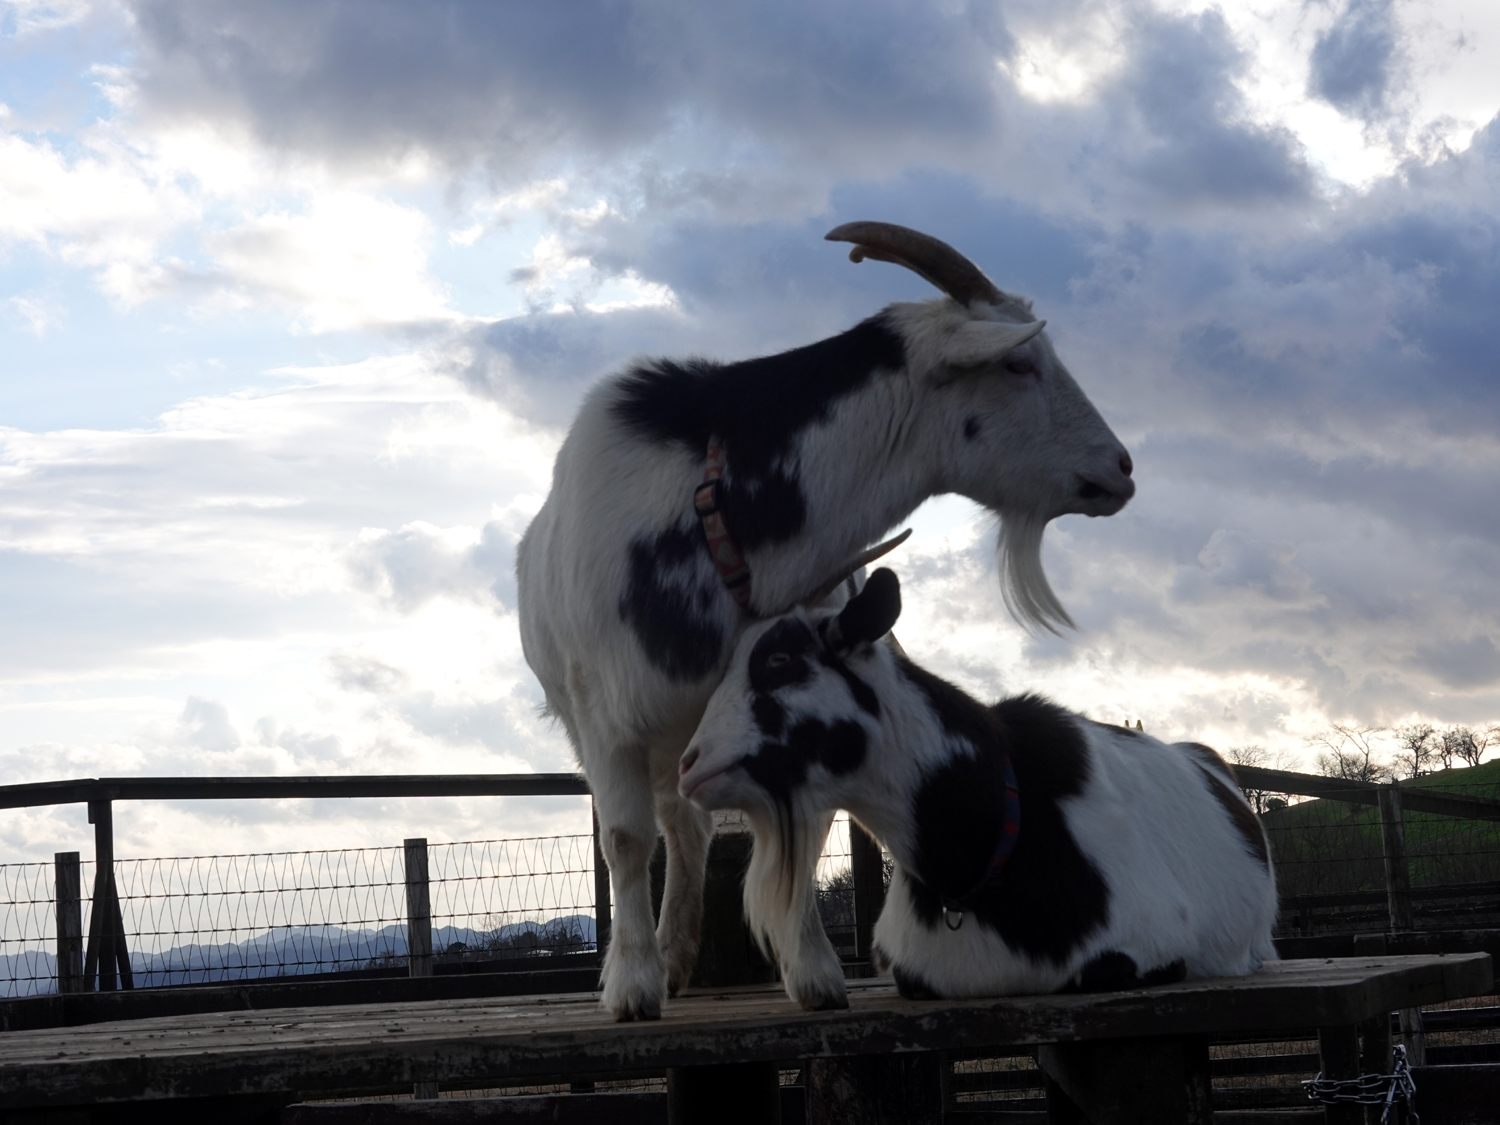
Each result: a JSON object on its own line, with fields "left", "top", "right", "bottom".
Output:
{"left": 1260, "top": 760, "right": 1500, "bottom": 901}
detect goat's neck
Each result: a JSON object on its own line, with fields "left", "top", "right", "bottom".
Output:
{"left": 744, "top": 373, "right": 937, "bottom": 613}
{"left": 839, "top": 659, "right": 973, "bottom": 873}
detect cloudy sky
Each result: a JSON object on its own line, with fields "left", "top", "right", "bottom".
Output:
{"left": 2, "top": 0, "right": 1498, "bottom": 863}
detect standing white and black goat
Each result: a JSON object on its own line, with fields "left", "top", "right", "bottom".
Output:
{"left": 517, "top": 223, "right": 1136, "bottom": 1020}
{"left": 678, "top": 568, "right": 1278, "bottom": 1000}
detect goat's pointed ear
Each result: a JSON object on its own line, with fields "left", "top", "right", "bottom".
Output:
{"left": 829, "top": 568, "right": 901, "bottom": 653}
{"left": 936, "top": 319, "right": 1045, "bottom": 375}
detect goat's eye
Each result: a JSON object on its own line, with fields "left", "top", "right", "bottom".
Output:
{"left": 1004, "top": 357, "right": 1037, "bottom": 375}
{"left": 766, "top": 653, "right": 791, "bottom": 668}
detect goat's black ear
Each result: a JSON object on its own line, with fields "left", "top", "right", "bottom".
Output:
{"left": 831, "top": 568, "right": 901, "bottom": 651}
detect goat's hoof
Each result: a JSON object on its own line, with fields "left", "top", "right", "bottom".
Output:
{"left": 602, "top": 968, "right": 666, "bottom": 1022}
{"left": 785, "top": 966, "right": 849, "bottom": 1012}
{"left": 660, "top": 937, "right": 701, "bottom": 1000}
{"left": 798, "top": 990, "right": 850, "bottom": 1012}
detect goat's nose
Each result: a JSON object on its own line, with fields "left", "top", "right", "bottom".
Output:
{"left": 680, "top": 746, "right": 701, "bottom": 776}
{"left": 1119, "top": 452, "right": 1133, "bottom": 477}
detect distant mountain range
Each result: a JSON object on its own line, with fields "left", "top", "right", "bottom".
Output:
{"left": 1, "top": 914, "right": 596, "bottom": 998}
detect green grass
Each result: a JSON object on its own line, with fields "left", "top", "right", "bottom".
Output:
{"left": 1259, "top": 760, "right": 1500, "bottom": 899}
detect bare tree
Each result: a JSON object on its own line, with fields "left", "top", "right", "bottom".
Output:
{"left": 1310, "top": 724, "right": 1391, "bottom": 784}
{"left": 1393, "top": 723, "right": 1435, "bottom": 779}
{"left": 1478, "top": 726, "right": 1500, "bottom": 767}
{"left": 1226, "top": 744, "right": 1300, "bottom": 813}
{"left": 1442, "top": 726, "right": 1487, "bottom": 769}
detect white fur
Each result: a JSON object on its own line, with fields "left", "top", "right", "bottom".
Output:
{"left": 519, "top": 294, "right": 1134, "bottom": 1019}
{"left": 681, "top": 601, "right": 1278, "bottom": 1001}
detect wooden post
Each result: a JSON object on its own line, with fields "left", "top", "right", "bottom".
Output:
{"left": 404, "top": 838, "right": 433, "bottom": 978}
{"left": 54, "top": 852, "right": 83, "bottom": 995}
{"left": 1359, "top": 1009, "right": 1393, "bottom": 1125}
{"left": 1377, "top": 785, "right": 1424, "bottom": 1065}
{"left": 849, "top": 820, "right": 885, "bottom": 961}
{"left": 1317, "top": 1024, "right": 1362, "bottom": 1125}
{"left": 1036, "top": 1037, "right": 1211, "bottom": 1125}
{"left": 404, "top": 838, "right": 436, "bottom": 1100}
{"left": 592, "top": 805, "right": 611, "bottom": 963}
{"left": 1377, "top": 785, "right": 1414, "bottom": 930}
{"left": 83, "top": 799, "right": 131, "bottom": 991}
{"left": 806, "top": 1053, "right": 947, "bottom": 1125}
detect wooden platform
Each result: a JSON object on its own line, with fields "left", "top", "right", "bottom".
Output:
{"left": 0, "top": 955, "right": 1489, "bottom": 1111}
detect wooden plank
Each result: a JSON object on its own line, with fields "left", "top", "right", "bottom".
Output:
{"left": 0, "top": 961, "right": 603, "bottom": 1033}
{"left": 0, "top": 956, "right": 1487, "bottom": 1110}
{"left": 1232, "top": 767, "right": 1500, "bottom": 822}
{"left": 283, "top": 1091, "right": 672, "bottom": 1124}
{"left": 0, "top": 774, "right": 591, "bottom": 810}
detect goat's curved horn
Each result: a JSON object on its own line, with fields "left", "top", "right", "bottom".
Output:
{"left": 825, "top": 221, "right": 1004, "bottom": 308}
{"left": 802, "top": 528, "right": 913, "bottom": 607}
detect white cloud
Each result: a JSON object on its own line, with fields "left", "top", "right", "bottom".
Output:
{"left": 202, "top": 193, "right": 456, "bottom": 331}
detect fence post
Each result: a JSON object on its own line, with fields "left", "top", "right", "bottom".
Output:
{"left": 1377, "top": 784, "right": 1414, "bottom": 930}
{"left": 592, "top": 806, "right": 611, "bottom": 962}
{"left": 83, "top": 799, "right": 132, "bottom": 991}
{"left": 849, "top": 820, "right": 885, "bottom": 961}
{"left": 54, "top": 852, "right": 83, "bottom": 995}
{"left": 1377, "top": 783, "right": 1425, "bottom": 1065}
{"left": 404, "top": 838, "right": 433, "bottom": 978}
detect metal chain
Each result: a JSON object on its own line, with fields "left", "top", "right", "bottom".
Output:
{"left": 1302, "top": 1043, "right": 1418, "bottom": 1125}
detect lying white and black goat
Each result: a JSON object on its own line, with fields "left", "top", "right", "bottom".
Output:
{"left": 518, "top": 223, "right": 1136, "bottom": 1020}
{"left": 678, "top": 568, "right": 1278, "bottom": 1000}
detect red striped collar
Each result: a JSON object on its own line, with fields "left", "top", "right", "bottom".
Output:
{"left": 694, "top": 438, "right": 753, "bottom": 610}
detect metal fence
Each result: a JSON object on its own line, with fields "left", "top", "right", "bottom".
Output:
{"left": 1, "top": 815, "right": 864, "bottom": 998}
{"left": 1244, "top": 767, "right": 1500, "bottom": 936}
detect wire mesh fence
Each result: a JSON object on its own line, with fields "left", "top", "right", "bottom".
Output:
{"left": 1263, "top": 765, "right": 1500, "bottom": 935}
{"left": 2, "top": 817, "right": 867, "bottom": 998}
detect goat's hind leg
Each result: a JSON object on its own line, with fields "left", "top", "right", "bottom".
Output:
{"left": 655, "top": 789, "right": 712, "bottom": 997}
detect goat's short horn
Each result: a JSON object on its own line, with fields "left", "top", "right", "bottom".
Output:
{"left": 802, "top": 529, "right": 913, "bottom": 607}
{"left": 826, "top": 222, "right": 1003, "bottom": 308}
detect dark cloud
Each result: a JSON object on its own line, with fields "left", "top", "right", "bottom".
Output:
{"left": 1309, "top": 0, "right": 1398, "bottom": 120}
{"left": 1115, "top": 10, "right": 1312, "bottom": 204}
{"left": 125, "top": 0, "right": 1008, "bottom": 173}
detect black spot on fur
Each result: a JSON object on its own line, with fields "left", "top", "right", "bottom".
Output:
{"left": 896, "top": 667, "right": 1110, "bottom": 966}
{"left": 892, "top": 963, "right": 941, "bottom": 1000}
{"left": 618, "top": 522, "right": 724, "bottom": 681}
{"left": 1181, "top": 741, "right": 1235, "bottom": 781}
{"left": 963, "top": 415, "right": 981, "bottom": 440}
{"left": 1060, "top": 953, "right": 1187, "bottom": 993}
{"left": 752, "top": 696, "right": 786, "bottom": 740}
{"left": 821, "top": 654, "right": 881, "bottom": 717}
{"left": 610, "top": 316, "right": 906, "bottom": 549}
{"left": 749, "top": 619, "right": 820, "bottom": 694}
{"left": 741, "top": 739, "right": 811, "bottom": 799}
{"left": 820, "top": 720, "right": 867, "bottom": 775}
{"left": 1143, "top": 959, "right": 1188, "bottom": 986}
{"left": 1068, "top": 951, "right": 1139, "bottom": 992}
{"left": 1194, "top": 762, "right": 1271, "bottom": 870}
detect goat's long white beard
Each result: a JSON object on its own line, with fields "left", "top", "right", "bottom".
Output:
{"left": 996, "top": 509, "right": 1075, "bottom": 635}
{"left": 743, "top": 801, "right": 834, "bottom": 961}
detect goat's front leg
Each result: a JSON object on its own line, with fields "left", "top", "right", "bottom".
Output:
{"left": 592, "top": 752, "right": 667, "bottom": 1021}
{"left": 654, "top": 789, "right": 713, "bottom": 996}
{"left": 776, "top": 812, "right": 849, "bottom": 1012}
